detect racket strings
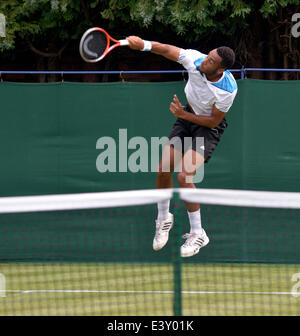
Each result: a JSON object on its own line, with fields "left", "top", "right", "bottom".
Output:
{"left": 82, "top": 30, "right": 108, "bottom": 60}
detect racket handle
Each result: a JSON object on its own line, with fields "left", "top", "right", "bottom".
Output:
{"left": 119, "top": 39, "right": 130, "bottom": 46}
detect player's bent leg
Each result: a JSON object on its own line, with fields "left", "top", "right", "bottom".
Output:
{"left": 179, "top": 148, "right": 205, "bottom": 185}
{"left": 177, "top": 149, "right": 204, "bottom": 212}
{"left": 177, "top": 149, "right": 209, "bottom": 257}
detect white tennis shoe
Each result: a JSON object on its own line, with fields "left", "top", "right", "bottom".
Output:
{"left": 153, "top": 213, "right": 174, "bottom": 251}
{"left": 180, "top": 229, "right": 209, "bottom": 258}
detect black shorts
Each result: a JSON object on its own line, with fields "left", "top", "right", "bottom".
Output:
{"left": 168, "top": 105, "right": 228, "bottom": 163}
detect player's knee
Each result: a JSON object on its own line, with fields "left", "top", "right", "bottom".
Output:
{"left": 177, "top": 172, "right": 187, "bottom": 186}
{"left": 157, "top": 160, "right": 174, "bottom": 175}
{"left": 177, "top": 171, "right": 194, "bottom": 185}
{"left": 157, "top": 169, "right": 172, "bottom": 181}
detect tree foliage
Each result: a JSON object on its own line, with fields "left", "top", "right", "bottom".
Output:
{"left": 0, "top": 0, "right": 86, "bottom": 52}
{"left": 0, "top": 0, "right": 298, "bottom": 51}
{"left": 0, "top": 0, "right": 300, "bottom": 78}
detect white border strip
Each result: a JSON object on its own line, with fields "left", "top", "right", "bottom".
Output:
{"left": 3, "top": 289, "right": 298, "bottom": 296}
{"left": 0, "top": 189, "right": 173, "bottom": 213}
{"left": 178, "top": 188, "right": 300, "bottom": 209}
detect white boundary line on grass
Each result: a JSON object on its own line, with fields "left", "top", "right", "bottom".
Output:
{"left": 2, "top": 289, "right": 299, "bottom": 296}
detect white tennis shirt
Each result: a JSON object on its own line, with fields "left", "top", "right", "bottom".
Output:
{"left": 177, "top": 49, "right": 238, "bottom": 116}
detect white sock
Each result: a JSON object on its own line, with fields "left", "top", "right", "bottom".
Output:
{"left": 157, "top": 200, "right": 170, "bottom": 221}
{"left": 188, "top": 209, "right": 202, "bottom": 235}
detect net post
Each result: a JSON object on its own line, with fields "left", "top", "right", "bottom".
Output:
{"left": 172, "top": 190, "right": 182, "bottom": 316}
{"left": 241, "top": 66, "right": 245, "bottom": 80}
{"left": 120, "top": 71, "right": 125, "bottom": 83}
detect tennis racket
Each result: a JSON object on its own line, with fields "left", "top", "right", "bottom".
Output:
{"left": 79, "top": 27, "right": 129, "bottom": 62}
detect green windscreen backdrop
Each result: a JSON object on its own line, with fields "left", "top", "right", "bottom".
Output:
{"left": 0, "top": 79, "right": 299, "bottom": 196}
{"left": 0, "top": 79, "right": 300, "bottom": 263}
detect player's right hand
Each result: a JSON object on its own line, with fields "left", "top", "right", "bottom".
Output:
{"left": 126, "top": 36, "right": 145, "bottom": 50}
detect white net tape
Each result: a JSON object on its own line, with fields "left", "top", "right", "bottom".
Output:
{"left": 0, "top": 189, "right": 173, "bottom": 213}
{"left": 178, "top": 188, "right": 300, "bottom": 209}
{"left": 1, "top": 188, "right": 300, "bottom": 213}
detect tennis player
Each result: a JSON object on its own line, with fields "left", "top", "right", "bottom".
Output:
{"left": 127, "top": 36, "right": 237, "bottom": 257}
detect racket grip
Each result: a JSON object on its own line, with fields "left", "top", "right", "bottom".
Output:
{"left": 119, "top": 39, "right": 130, "bottom": 46}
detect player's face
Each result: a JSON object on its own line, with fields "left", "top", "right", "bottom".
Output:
{"left": 199, "top": 49, "right": 224, "bottom": 76}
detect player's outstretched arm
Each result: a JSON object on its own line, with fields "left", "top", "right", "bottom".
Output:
{"left": 126, "top": 36, "right": 180, "bottom": 62}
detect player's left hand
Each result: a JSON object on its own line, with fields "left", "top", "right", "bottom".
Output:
{"left": 170, "top": 94, "right": 186, "bottom": 118}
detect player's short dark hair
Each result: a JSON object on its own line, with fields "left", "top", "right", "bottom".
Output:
{"left": 216, "top": 46, "right": 235, "bottom": 69}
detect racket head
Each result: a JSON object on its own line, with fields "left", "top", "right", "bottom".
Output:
{"left": 79, "top": 27, "right": 110, "bottom": 63}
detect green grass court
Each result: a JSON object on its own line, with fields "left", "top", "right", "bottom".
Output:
{"left": 0, "top": 263, "right": 299, "bottom": 316}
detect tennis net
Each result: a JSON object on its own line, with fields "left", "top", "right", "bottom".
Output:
{"left": 0, "top": 188, "right": 300, "bottom": 316}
